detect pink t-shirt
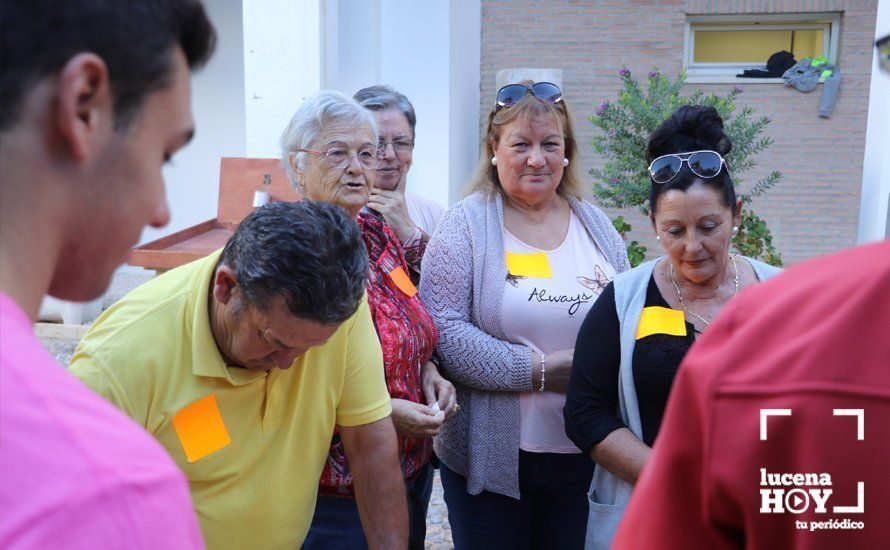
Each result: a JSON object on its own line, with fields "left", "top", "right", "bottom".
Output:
{"left": 502, "top": 212, "right": 616, "bottom": 453}
{"left": 0, "top": 293, "right": 203, "bottom": 549}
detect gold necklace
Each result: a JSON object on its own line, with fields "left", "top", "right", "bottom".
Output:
{"left": 669, "top": 255, "right": 739, "bottom": 327}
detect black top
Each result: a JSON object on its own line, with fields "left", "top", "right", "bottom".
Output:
{"left": 564, "top": 276, "right": 696, "bottom": 451}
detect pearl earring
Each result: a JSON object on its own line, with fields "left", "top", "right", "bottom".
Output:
{"left": 491, "top": 156, "right": 497, "bottom": 166}
{"left": 656, "top": 236, "right": 661, "bottom": 241}
{"left": 563, "top": 158, "right": 569, "bottom": 167}
{"left": 732, "top": 226, "right": 739, "bottom": 234}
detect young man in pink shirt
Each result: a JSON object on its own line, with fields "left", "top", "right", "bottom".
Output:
{"left": 0, "top": 1, "right": 215, "bottom": 547}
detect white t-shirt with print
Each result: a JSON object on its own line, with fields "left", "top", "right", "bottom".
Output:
{"left": 502, "top": 211, "right": 616, "bottom": 453}
{"left": 406, "top": 192, "right": 445, "bottom": 237}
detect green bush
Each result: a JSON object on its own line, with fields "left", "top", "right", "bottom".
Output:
{"left": 611, "top": 216, "right": 647, "bottom": 267}
{"left": 734, "top": 209, "right": 783, "bottom": 266}
{"left": 590, "top": 68, "right": 783, "bottom": 267}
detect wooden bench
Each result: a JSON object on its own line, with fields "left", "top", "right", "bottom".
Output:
{"left": 128, "top": 157, "right": 299, "bottom": 272}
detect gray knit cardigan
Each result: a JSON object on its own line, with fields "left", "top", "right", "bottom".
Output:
{"left": 419, "top": 190, "right": 630, "bottom": 498}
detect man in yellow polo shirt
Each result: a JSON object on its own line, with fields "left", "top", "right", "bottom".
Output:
{"left": 70, "top": 201, "right": 408, "bottom": 549}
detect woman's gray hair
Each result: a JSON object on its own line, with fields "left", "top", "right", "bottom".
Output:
{"left": 279, "top": 90, "right": 378, "bottom": 187}
{"left": 353, "top": 85, "right": 417, "bottom": 138}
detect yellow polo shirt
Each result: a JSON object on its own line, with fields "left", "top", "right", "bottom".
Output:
{"left": 69, "top": 250, "right": 390, "bottom": 550}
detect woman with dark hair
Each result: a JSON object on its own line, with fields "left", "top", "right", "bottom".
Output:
{"left": 419, "top": 82, "right": 630, "bottom": 548}
{"left": 564, "top": 105, "right": 781, "bottom": 549}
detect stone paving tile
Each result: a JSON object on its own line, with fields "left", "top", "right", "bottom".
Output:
{"left": 102, "top": 271, "right": 154, "bottom": 308}
{"left": 44, "top": 338, "right": 79, "bottom": 368}
{"left": 425, "top": 469, "right": 453, "bottom": 549}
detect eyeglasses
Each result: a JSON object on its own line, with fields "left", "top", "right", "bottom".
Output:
{"left": 877, "top": 34, "right": 890, "bottom": 75}
{"left": 648, "top": 150, "right": 727, "bottom": 184}
{"left": 297, "top": 147, "right": 382, "bottom": 169}
{"left": 495, "top": 82, "right": 563, "bottom": 111}
{"left": 378, "top": 138, "right": 415, "bottom": 153}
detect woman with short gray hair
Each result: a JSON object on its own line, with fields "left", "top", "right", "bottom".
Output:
{"left": 283, "top": 90, "right": 456, "bottom": 550}
{"left": 354, "top": 85, "right": 445, "bottom": 281}
{"left": 280, "top": 90, "right": 378, "bottom": 193}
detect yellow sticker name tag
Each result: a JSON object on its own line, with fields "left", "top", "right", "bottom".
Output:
{"left": 505, "top": 252, "right": 553, "bottom": 278}
{"left": 172, "top": 394, "right": 232, "bottom": 463}
{"left": 636, "top": 306, "right": 687, "bottom": 340}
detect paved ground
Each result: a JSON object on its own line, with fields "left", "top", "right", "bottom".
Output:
{"left": 40, "top": 271, "right": 455, "bottom": 549}
{"left": 425, "top": 470, "right": 454, "bottom": 548}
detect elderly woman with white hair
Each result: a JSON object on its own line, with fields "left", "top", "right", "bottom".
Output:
{"left": 281, "top": 90, "right": 457, "bottom": 550}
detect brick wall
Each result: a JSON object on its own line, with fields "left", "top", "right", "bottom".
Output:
{"left": 480, "top": 0, "right": 878, "bottom": 264}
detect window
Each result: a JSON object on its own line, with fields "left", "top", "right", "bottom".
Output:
{"left": 684, "top": 13, "right": 840, "bottom": 83}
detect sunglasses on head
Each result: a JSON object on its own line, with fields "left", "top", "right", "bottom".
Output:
{"left": 648, "top": 150, "right": 727, "bottom": 184}
{"left": 495, "top": 82, "right": 563, "bottom": 111}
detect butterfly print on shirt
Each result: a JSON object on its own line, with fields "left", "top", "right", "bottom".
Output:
{"left": 577, "top": 265, "right": 611, "bottom": 295}
{"left": 506, "top": 273, "right": 527, "bottom": 287}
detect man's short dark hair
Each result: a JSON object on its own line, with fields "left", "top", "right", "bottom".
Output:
{"left": 0, "top": 0, "right": 216, "bottom": 131}
{"left": 219, "top": 201, "right": 369, "bottom": 324}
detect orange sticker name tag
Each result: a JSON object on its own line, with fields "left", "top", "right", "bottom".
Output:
{"left": 389, "top": 265, "right": 417, "bottom": 297}
{"left": 636, "top": 306, "right": 687, "bottom": 340}
{"left": 172, "top": 394, "right": 232, "bottom": 463}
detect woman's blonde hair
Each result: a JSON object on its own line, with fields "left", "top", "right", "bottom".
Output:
{"left": 465, "top": 82, "right": 583, "bottom": 199}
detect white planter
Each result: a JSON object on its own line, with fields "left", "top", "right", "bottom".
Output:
{"left": 39, "top": 295, "right": 104, "bottom": 325}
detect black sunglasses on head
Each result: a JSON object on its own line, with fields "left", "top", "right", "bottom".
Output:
{"left": 648, "top": 150, "right": 727, "bottom": 184}
{"left": 495, "top": 82, "right": 563, "bottom": 111}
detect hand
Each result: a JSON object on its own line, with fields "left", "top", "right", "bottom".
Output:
{"left": 368, "top": 187, "right": 416, "bottom": 244}
{"left": 421, "top": 361, "right": 458, "bottom": 420}
{"left": 390, "top": 398, "right": 444, "bottom": 438}
{"left": 532, "top": 348, "right": 574, "bottom": 393}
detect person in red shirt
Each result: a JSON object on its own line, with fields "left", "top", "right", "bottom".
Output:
{"left": 614, "top": 239, "right": 890, "bottom": 548}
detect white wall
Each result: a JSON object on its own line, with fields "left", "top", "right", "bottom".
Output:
{"left": 379, "top": 1, "right": 451, "bottom": 208}
{"left": 325, "top": 0, "right": 481, "bottom": 208}
{"left": 449, "top": 0, "right": 482, "bottom": 204}
{"left": 139, "top": 0, "right": 481, "bottom": 253}
{"left": 858, "top": 0, "right": 890, "bottom": 243}
{"left": 323, "top": 1, "right": 381, "bottom": 94}
{"left": 243, "top": 0, "right": 322, "bottom": 158}
{"left": 139, "top": 0, "right": 247, "bottom": 247}
{"left": 139, "top": 0, "right": 323, "bottom": 250}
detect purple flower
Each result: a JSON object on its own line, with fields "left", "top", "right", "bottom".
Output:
{"left": 648, "top": 70, "right": 660, "bottom": 79}
{"left": 595, "top": 101, "right": 609, "bottom": 116}
{"left": 617, "top": 193, "right": 626, "bottom": 201}
{"left": 733, "top": 85, "right": 744, "bottom": 93}
{"left": 619, "top": 67, "right": 630, "bottom": 77}
{"left": 610, "top": 178, "right": 619, "bottom": 185}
